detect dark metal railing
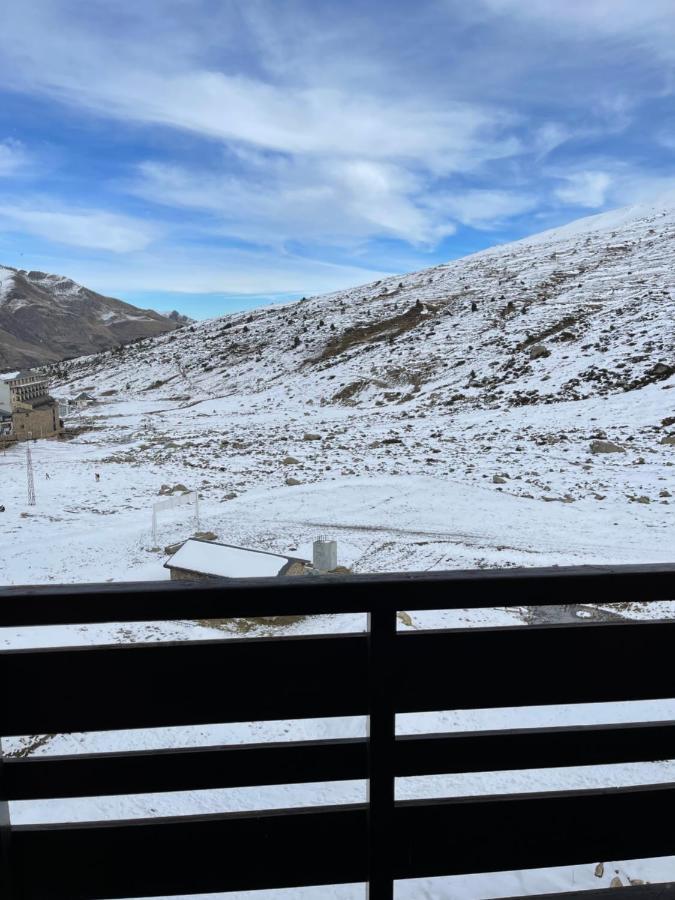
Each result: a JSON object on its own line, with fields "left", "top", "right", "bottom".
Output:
{"left": 1, "top": 564, "right": 675, "bottom": 899}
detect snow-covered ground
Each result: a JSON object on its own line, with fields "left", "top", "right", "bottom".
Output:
{"left": 2, "top": 202, "right": 675, "bottom": 896}
{"left": 2, "top": 381, "right": 673, "bottom": 586}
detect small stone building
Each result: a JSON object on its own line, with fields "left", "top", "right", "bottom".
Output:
{"left": 164, "top": 538, "right": 311, "bottom": 581}
{"left": 12, "top": 396, "right": 62, "bottom": 440}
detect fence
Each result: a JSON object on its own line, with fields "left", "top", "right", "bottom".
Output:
{"left": 1, "top": 564, "right": 675, "bottom": 899}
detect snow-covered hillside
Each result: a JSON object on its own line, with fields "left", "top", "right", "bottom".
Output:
{"left": 9, "top": 199, "right": 668, "bottom": 583}
{"left": 52, "top": 199, "right": 675, "bottom": 410}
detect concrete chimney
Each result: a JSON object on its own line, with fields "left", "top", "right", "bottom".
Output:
{"left": 313, "top": 536, "right": 338, "bottom": 573}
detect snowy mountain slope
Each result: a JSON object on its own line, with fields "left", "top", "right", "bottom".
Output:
{"left": 0, "top": 265, "right": 181, "bottom": 369}
{"left": 54, "top": 200, "right": 675, "bottom": 412}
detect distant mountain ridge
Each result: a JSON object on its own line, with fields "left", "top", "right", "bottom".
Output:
{"left": 0, "top": 265, "right": 181, "bottom": 370}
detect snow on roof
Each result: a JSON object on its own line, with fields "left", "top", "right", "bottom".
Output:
{"left": 165, "top": 539, "right": 309, "bottom": 578}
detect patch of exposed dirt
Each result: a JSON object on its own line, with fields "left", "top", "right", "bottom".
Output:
{"left": 315, "top": 300, "right": 439, "bottom": 362}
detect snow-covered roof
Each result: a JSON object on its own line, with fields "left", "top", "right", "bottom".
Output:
{"left": 164, "top": 539, "right": 309, "bottom": 578}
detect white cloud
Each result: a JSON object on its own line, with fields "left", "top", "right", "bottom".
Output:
{"left": 0, "top": 203, "right": 161, "bottom": 252}
{"left": 532, "top": 123, "right": 571, "bottom": 159}
{"left": 554, "top": 171, "right": 612, "bottom": 208}
{"left": 0, "top": 140, "right": 29, "bottom": 176}
{"left": 427, "top": 189, "right": 537, "bottom": 228}
{"left": 133, "top": 157, "right": 459, "bottom": 247}
{"left": 133, "top": 159, "right": 539, "bottom": 246}
{"left": 0, "top": 3, "right": 521, "bottom": 180}
{"left": 482, "top": 0, "right": 675, "bottom": 47}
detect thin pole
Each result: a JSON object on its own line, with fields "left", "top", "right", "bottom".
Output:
{"left": 26, "top": 442, "right": 36, "bottom": 506}
{"left": 367, "top": 606, "right": 397, "bottom": 899}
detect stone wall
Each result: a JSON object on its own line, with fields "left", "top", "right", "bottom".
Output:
{"left": 12, "top": 401, "right": 62, "bottom": 440}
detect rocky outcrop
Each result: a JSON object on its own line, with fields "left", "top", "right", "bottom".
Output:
{"left": 590, "top": 440, "right": 625, "bottom": 454}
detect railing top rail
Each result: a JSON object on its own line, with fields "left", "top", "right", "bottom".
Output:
{"left": 0, "top": 563, "right": 673, "bottom": 627}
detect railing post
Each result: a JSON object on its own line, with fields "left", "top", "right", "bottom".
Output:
{"left": 0, "top": 739, "right": 14, "bottom": 899}
{"left": 367, "top": 606, "right": 397, "bottom": 900}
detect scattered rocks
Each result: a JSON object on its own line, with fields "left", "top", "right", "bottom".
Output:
{"left": 285, "top": 477, "right": 302, "bottom": 486}
{"left": 164, "top": 541, "right": 183, "bottom": 555}
{"left": 193, "top": 531, "right": 218, "bottom": 541}
{"left": 590, "top": 440, "right": 625, "bottom": 454}
{"left": 222, "top": 492, "right": 238, "bottom": 501}
{"left": 529, "top": 344, "right": 551, "bottom": 360}
{"left": 661, "top": 434, "right": 675, "bottom": 445}
{"left": 492, "top": 474, "right": 507, "bottom": 484}
{"left": 282, "top": 456, "right": 301, "bottom": 465}
{"left": 158, "top": 483, "right": 190, "bottom": 495}
{"left": 302, "top": 433, "right": 321, "bottom": 441}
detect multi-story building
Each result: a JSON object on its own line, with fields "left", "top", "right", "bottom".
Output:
{"left": 0, "top": 372, "right": 62, "bottom": 440}
{"left": 5, "top": 372, "right": 50, "bottom": 405}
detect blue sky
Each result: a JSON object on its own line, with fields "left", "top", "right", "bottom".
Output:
{"left": 1, "top": 0, "right": 675, "bottom": 318}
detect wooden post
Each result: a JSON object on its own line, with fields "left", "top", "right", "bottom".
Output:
{"left": 0, "top": 738, "right": 14, "bottom": 899}
{"left": 367, "top": 606, "right": 397, "bottom": 899}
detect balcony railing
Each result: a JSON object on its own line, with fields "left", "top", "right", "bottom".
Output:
{"left": 1, "top": 564, "right": 675, "bottom": 899}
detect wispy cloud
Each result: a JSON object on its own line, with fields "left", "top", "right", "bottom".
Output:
{"left": 0, "top": 203, "right": 161, "bottom": 252}
{"left": 132, "top": 157, "right": 459, "bottom": 247}
{"left": 0, "top": 140, "right": 29, "bottom": 176}
{"left": 554, "top": 171, "right": 613, "bottom": 209}
{"left": 0, "top": 4, "right": 519, "bottom": 175}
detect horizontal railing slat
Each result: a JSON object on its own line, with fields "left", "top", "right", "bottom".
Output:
{"left": 12, "top": 783, "right": 675, "bottom": 899}
{"left": 395, "top": 782, "right": 675, "bottom": 880}
{"left": 0, "top": 634, "right": 367, "bottom": 735}
{"left": 396, "top": 719, "right": 675, "bottom": 777}
{"left": 7, "top": 720, "right": 675, "bottom": 800}
{"left": 397, "top": 620, "right": 675, "bottom": 712}
{"left": 0, "top": 562, "right": 673, "bottom": 626}
{"left": 3, "top": 620, "right": 675, "bottom": 735}
{"left": 5, "top": 738, "right": 366, "bottom": 800}
{"left": 12, "top": 804, "right": 368, "bottom": 899}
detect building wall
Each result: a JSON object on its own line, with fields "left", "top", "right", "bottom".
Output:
{"left": 0, "top": 381, "right": 10, "bottom": 409}
{"left": 169, "top": 562, "right": 308, "bottom": 581}
{"left": 169, "top": 568, "right": 219, "bottom": 582}
{"left": 281, "top": 561, "right": 309, "bottom": 576}
{"left": 12, "top": 401, "right": 62, "bottom": 440}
